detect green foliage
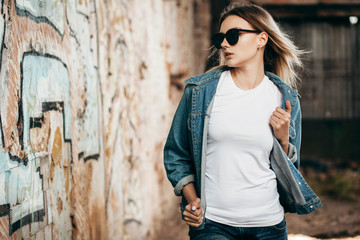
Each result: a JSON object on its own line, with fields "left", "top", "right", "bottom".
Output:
{"left": 321, "top": 173, "right": 354, "bottom": 200}
{"left": 308, "top": 170, "right": 359, "bottom": 201}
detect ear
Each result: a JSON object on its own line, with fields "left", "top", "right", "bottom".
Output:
{"left": 257, "top": 32, "right": 268, "bottom": 48}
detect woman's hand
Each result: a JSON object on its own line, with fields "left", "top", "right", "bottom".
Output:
{"left": 270, "top": 100, "right": 291, "bottom": 154}
{"left": 183, "top": 198, "right": 203, "bottom": 227}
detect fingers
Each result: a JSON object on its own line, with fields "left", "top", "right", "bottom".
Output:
{"left": 270, "top": 101, "right": 292, "bottom": 146}
{"left": 185, "top": 218, "right": 203, "bottom": 227}
{"left": 274, "top": 100, "right": 292, "bottom": 116}
{"left": 184, "top": 204, "right": 202, "bottom": 219}
{"left": 286, "top": 100, "right": 291, "bottom": 113}
{"left": 183, "top": 210, "right": 202, "bottom": 222}
{"left": 269, "top": 117, "right": 285, "bottom": 132}
{"left": 183, "top": 198, "right": 203, "bottom": 227}
{"left": 185, "top": 198, "right": 201, "bottom": 212}
{"left": 269, "top": 117, "right": 279, "bottom": 129}
{"left": 183, "top": 207, "right": 203, "bottom": 227}
{"left": 272, "top": 102, "right": 291, "bottom": 126}
{"left": 273, "top": 109, "right": 289, "bottom": 119}
{"left": 184, "top": 213, "right": 203, "bottom": 227}
{"left": 273, "top": 107, "right": 291, "bottom": 119}
{"left": 270, "top": 114, "right": 289, "bottom": 126}
{"left": 184, "top": 207, "right": 202, "bottom": 219}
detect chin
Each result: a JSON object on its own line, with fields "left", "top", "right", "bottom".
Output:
{"left": 225, "top": 58, "right": 246, "bottom": 68}
{"left": 225, "top": 59, "right": 234, "bottom": 67}
{"left": 225, "top": 61, "right": 239, "bottom": 68}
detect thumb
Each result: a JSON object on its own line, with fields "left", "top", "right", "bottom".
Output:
{"left": 191, "top": 198, "right": 201, "bottom": 211}
{"left": 285, "top": 100, "right": 291, "bottom": 113}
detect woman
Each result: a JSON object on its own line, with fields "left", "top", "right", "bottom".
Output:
{"left": 163, "top": 3, "right": 321, "bottom": 240}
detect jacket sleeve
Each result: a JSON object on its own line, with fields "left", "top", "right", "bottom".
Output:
{"left": 163, "top": 85, "right": 195, "bottom": 196}
{"left": 289, "top": 96, "right": 302, "bottom": 169}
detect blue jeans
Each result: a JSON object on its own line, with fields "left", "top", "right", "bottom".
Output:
{"left": 188, "top": 218, "right": 287, "bottom": 240}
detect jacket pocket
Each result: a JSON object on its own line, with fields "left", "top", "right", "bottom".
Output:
{"left": 271, "top": 218, "right": 287, "bottom": 232}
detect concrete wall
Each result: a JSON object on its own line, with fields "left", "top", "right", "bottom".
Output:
{"left": 0, "top": 0, "right": 210, "bottom": 239}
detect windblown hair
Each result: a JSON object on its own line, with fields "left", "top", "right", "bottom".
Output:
{"left": 214, "top": 3, "right": 304, "bottom": 89}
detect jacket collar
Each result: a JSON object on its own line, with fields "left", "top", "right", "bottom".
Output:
{"left": 265, "top": 71, "right": 299, "bottom": 108}
{"left": 185, "top": 66, "right": 229, "bottom": 85}
{"left": 265, "top": 71, "right": 297, "bottom": 93}
{"left": 185, "top": 66, "right": 298, "bottom": 101}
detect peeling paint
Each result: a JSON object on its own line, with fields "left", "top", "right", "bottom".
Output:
{"left": 15, "top": 0, "right": 65, "bottom": 35}
{"left": 50, "top": 127, "right": 62, "bottom": 182}
{"left": 57, "top": 197, "right": 62, "bottom": 215}
{"left": 0, "top": 0, "right": 211, "bottom": 239}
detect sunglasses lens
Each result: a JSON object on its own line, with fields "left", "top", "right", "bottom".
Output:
{"left": 226, "top": 29, "right": 239, "bottom": 45}
{"left": 212, "top": 29, "right": 240, "bottom": 49}
{"left": 211, "top": 33, "right": 225, "bottom": 49}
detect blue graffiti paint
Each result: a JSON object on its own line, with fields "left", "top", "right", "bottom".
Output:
{"left": 22, "top": 53, "right": 72, "bottom": 144}
{"left": 78, "top": 61, "right": 100, "bottom": 160}
{"left": 1, "top": 51, "right": 101, "bottom": 234}
{"left": 67, "top": 1, "right": 101, "bottom": 160}
{"left": 15, "top": 0, "right": 65, "bottom": 36}
{"left": 0, "top": 53, "right": 72, "bottom": 234}
{"left": 0, "top": 120, "right": 44, "bottom": 234}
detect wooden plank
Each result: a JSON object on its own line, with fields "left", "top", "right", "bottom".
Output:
{"left": 267, "top": 6, "right": 360, "bottom": 18}
{"left": 253, "top": 0, "right": 360, "bottom": 5}
{"left": 282, "top": 20, "right": 360, "bottom": 119}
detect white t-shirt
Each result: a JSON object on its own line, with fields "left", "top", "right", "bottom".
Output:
{"left": 205, "top": 70, "right": 284, "bottom": 227}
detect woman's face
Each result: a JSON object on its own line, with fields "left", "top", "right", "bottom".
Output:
{"left": 219, "top": 15, "right": 261, "bottom": 68}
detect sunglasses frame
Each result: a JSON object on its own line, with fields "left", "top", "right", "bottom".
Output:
{"left": 211, "top": 28, "right": 261, "bottom": 49}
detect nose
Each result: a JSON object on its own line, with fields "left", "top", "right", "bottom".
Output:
{"left": 220, "top": 37, "right": 230, "bottom": 49}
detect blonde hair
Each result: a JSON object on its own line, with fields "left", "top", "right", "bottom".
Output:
{"left": 213, "top": 3, "right": 304, "bottom": 89}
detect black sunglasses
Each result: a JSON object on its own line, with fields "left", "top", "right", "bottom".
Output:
{"left": 211, "top": 28, "right": 261, "bottom": 49}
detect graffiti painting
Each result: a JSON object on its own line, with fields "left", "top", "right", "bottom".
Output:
{"left": 0, "top": 0, "right": 100, "bottom": 238}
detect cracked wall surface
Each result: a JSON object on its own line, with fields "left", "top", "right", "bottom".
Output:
{"left": 0, "top": 0, "right": 210, "bottom": 239}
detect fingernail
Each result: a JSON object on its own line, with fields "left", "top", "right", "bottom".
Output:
{"left": 191, "top": 206, "right": 196, "bottom": 211}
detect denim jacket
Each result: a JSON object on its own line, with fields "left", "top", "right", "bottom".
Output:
{"left": 163, "top": 67, "right": 322, "bottom": 229}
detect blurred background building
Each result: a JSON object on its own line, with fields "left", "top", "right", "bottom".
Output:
{"left": 209, "top": 0, "right": 360, "bottom": 161}
{"left": 0, "top": 0, "right": 359, "bottom": 239}
{"left": 260, "top": 0, "right": 360, "bottom": 163}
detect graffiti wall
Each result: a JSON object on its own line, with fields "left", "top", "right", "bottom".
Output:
{"left": 0, "top": 0, "right": 101, "bottom": 239}
{"left": 0, "top": 0, "right": 210, "bottom": 239}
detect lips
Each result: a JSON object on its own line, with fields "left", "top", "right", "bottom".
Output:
{"left": 224, "top": 51, "right": 233, "bottom": 58}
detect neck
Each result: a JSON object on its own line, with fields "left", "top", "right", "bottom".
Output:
{"left": 230, "top": 62, "right": 265, "bottom": 90}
